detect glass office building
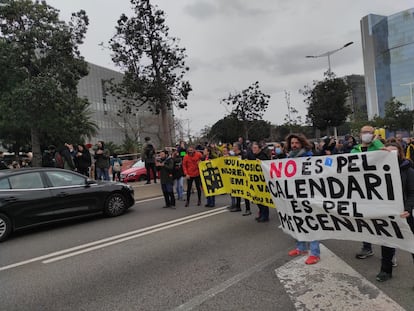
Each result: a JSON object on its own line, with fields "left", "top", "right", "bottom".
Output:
{"left": 361, "top": 8, "right": 414, "bottom": 119}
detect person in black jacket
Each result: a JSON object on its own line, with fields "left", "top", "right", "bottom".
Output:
{"left": 156, "top": 150, "right": 175, "bottom": 208}
{"left": 229, "top": 143, "right": 251, "bottom": 215}
{"left": 75, "top": 144, "right": 92, "bottom": 176}
{"left": 247, "top": 142, "right": 270, "bottom": 222}
{"left": 376, "top": 142, "right": 414, "bottom": 282}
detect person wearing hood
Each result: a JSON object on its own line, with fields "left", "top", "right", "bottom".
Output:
{"left": 352, "top": 125, "right": 385, "bottom": 259}
{"left": 376, "top": 142, "right": 414, "bottom": 282}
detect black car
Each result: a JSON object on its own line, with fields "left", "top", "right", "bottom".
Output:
{"left": 0, "top": 167, "right": 135, "bottom": 242}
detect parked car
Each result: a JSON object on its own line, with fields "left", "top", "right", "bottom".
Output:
{"left": 120, "top": 159, "right": 156, "bottom": 182}
{"left": 0, "top": 167, "right": 135, "bottom": 242}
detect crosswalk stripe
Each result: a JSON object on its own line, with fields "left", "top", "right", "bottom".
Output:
{"left": 275, "top": 244, "right": 405, "bottom": 311}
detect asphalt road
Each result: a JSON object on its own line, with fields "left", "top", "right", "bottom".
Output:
{"left": 1, "top": 192, "right": 414, "bottom": 311}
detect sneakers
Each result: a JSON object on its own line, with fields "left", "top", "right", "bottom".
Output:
{"left": 288, "top": 249, "right": 308, "bottom": 257}
{"left": 229, "top": 207, "right": 242, "bottom": 212}
{"left": 376, "top": 271, "right": 392, "bottom": 282}
{"left": 392, "top": 255, "right": 397, "bottom": 267}
{"left": 305, "top": 255, "right": 320, "bottom": 265}
{"left": 242, "top": 211, "right": 252, "bottom": 216}
{"left": 355, "top": 248, "right": 374, "bottom": 259}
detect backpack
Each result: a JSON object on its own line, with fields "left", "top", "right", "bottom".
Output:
{"left": 145, "top": 144, "right": 155, "bottom": 159}
{"left": 113, "top": 160, "right": 121, "bottom": 172}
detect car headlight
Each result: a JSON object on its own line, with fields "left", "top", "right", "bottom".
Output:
{"left": 127, "top": 173, "right": 136, "bottom": 177}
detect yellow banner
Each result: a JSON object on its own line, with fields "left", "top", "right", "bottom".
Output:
{"left": 199, "top": 156, "right": 274, "bottom": 208}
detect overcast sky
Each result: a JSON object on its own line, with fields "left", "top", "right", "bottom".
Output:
{"left": 46, "top": 0, "right": 414, "bottom": 135}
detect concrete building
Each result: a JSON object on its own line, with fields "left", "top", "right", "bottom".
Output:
{"left": 361, "top": 8, "right": 414, "bottom": 119}
{"left": 77, "top": 62, "right": 167, "bottom": 148}
{"left": 344, "top": 74, "right": 367, "bottom": 121}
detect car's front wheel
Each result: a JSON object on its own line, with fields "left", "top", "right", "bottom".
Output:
{"left": 0, "top": 213, "right": 12, "bottom": 242}
{"left": 104, "top": 193, "right": 127, "bottom": 217}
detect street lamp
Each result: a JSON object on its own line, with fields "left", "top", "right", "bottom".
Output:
{"left": 306, "top": 41, "right": 354, "bottom": 73}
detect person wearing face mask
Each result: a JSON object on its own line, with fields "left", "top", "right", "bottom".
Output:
{"left": 376, "top": 142, "right": 414, "bottom": 282}
{"left": 273, "top": 143, "right": 286, "bottom": 159}
{"left": 351, "top": 125, "right": 385, "bottom": 259}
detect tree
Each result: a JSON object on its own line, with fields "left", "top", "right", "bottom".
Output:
{"left": 222, "top": 81, "right": 270, "bottom": 140}
{"left": 208, "top": 115, "right": 271, "bottom": 143}
{"left": 109, "top": 0, "right": 191, "bottom": 148}
{"left": 382, "top": 97, "right": 414, "bottom": 132}
{"left": 0, "top": 0, "right": 95, "bottom": 166}
{"left": 302, "top": 72, "right": 351, "bottom": 136}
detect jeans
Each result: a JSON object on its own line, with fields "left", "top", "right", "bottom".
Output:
{"left": 96, "top": 167, "right": 109, "bottom": 181}
{"left": 206, "top": 196, "right": 215, "bottom": 207}
{"left": 362, "top": 242, "right": 372, "bottom": 251}
{"left": 296, "top": 241, "right": 320, "bottom": 257}
{"left": 257, "top": 204, "right": 268, "bottom": 220}
{"left": 161, "top": 183, "right": 175, "bottom": 207}
{"left": 175, "top": 177, "right": 184, "bottom": 199}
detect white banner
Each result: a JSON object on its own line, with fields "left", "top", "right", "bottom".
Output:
{"left": 261, "top": 151, "right": 414, "bottom": 253}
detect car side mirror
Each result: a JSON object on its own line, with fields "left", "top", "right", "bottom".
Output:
{"left": 85, "top": 179, "right": 96, "bottom": 187}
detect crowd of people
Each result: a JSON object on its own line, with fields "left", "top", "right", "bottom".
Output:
{"left": 150, "top": 127, "right": 414, "bottom": 283}
{"left": 1, "top": 129, "right": 414, "bottom": 284}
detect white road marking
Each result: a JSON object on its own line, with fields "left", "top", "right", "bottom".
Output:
{"left": 171, "top": 252, "right": 283, "bottom": 311}
{"left": 135, "top": 196, "right": 164, "bottom": 204}
{"left": 0, "top": 207, "right": 229, "bottom": 272}
{"left": 43, "top": 209, "right": 228, "bottom": 264}
{"left": 275, "top": 244, "right": 405, "bottom": 311}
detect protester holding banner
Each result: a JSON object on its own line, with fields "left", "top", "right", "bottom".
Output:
{"left": 352, "top": 125, "right": 385, "bottom": 260}
{"left": 376, "top": 142, "right": 414, "bottom": 282}
{"left": 202, "top": 147, "right": 216, "bottom": 207}
{"left": 247, "top": 142, "right": 270, "bottom": 221}
{"left": 285, "top": 133, "right": 321, "bottom": 265}
{"left": 183, "top": 146, "right": 203, "bottom": 207}
{"left": 229, "top": 143, "right": 251, "bottom": 215}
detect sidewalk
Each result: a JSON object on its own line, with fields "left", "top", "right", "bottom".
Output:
{"left": 129, "top": 181, "right": 162, "bottom": 200}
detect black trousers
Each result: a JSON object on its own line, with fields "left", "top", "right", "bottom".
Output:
{"left": 145, "top": 162, "right": 157, "bottom": 183}
{"left": 186, "top": 176, "right": 201, "bottom": 202}
{"left": 236, "top": 197, "right": 250, "bottom": 211}
{"left": 381, "top": 214, "right": 414, "bottom": 274}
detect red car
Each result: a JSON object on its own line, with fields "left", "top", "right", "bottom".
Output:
{"left": 120, "top": 160, "right": 156, "bottom": 182}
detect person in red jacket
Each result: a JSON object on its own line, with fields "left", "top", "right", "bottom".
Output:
{"left": 183, "top": 146, "right": 202, "bottom": 207}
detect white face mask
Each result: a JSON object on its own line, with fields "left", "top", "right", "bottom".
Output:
{"left": 361, "top": 133, "right": 374, "bottom": 144}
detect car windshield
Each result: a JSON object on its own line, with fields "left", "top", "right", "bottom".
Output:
{"left": 132, "top": 160, "right": 145, "bottom": 168}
